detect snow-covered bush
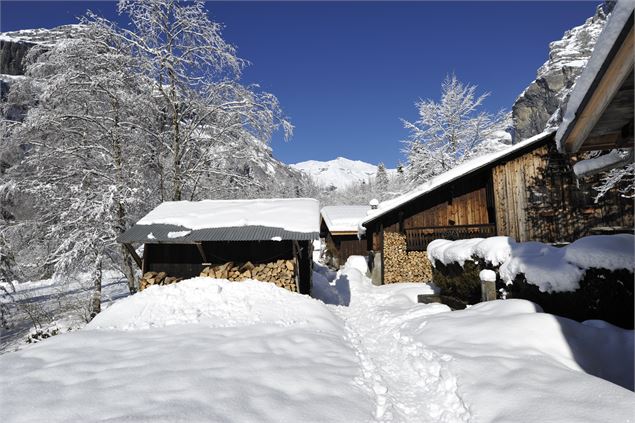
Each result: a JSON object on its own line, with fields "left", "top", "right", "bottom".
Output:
{"left": 427, "top": 234, "right": 635, "bottom": 327}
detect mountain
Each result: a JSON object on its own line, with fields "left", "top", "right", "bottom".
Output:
{"left": 512, "top": 2, "right": 611, "bottom": 141}
{"left": 291, "top": 157, "right": 396, "bottom": 191}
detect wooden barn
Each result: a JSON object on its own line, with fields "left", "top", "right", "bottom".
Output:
{"left": 118, "top": 198, "right": 320, "bottom": 294}
{"left": 360, "top": 131, "right": 633, "bottom": 285}
{"left": 320, "top": 205, "right": 369, "bottom": 268}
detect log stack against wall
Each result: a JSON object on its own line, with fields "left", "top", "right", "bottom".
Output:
{"left": 139, "top": 272, "right": 183, "bottom": 290}
{"left": 200, "top": 259, "right": 299, "bottom": 292}
{"left": 383, "top": 232, "right": 432, "bottom": 283}
{"left": 139, "top": 259, "right": 299, "bottom": 292}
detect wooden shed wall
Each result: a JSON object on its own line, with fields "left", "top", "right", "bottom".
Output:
{"left": 403, "top": 187, "right": 491, "bottom": 229}
{"left": 367, "top": 172, "right": 493, "bottom": 252}
{"left": 325, "top": 233, "right": 367, "bottom": 266}
{"left": 493, "top": 144, "right": 633, "bottom": 242}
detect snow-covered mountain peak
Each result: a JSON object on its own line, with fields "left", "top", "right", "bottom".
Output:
{"left": 290, "top": 157, "right": 396, "bottom": 190}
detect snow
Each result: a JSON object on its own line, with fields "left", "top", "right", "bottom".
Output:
{"left": 146, "top": 232, "right": 155, "bottom": 239}
{"left": 167, "top": 230, "right": 191, "bottom": 238}
{"left": 1, "top": 260, "right": 633, "bottom": 422}
{"left": 360, "top": 130, "right": 555, "bottom": 231}
{"left": 564, "top": 234, "right": 635, "bottom": 272}
{"left": 556, "top": 0, "right": 635, "bottom": 151}
{"left": 573, "top": 149, "right": 633, "bottom": 176}
{"left": 271, "top": 236, "right": 282, "bottom": 241}
{"left": 428, "top": 234, "right": 635, "bottom": 293}
{"left": 291, "top": 157, "right": 396, "bottom": 190}
{"left": 479, "top": 269, "right": 496, "bottom": 282}
{"left": 137, "top": 198, "right": 320, "bottom": 234}
{"left": 321, "top": 205, "right": 370, "bottom": 233}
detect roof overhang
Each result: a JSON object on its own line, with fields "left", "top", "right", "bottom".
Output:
{"left": 558, "top": 10, "right": 634, "bottom": 153}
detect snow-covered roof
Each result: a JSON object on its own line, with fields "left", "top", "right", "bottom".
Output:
{"left": 360, "top": 130, "right": 555, "bottom": 228}
{"left": 119, "top": 199, "right": 320, "bottom": 243}
{"left": 321, "top": 206, "right": 370, "bottom": 233}
{"left": 556, "top": 0, "right": 635, "bottom": 152}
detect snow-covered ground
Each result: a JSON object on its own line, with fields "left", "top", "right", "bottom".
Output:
{"left": 0, "top": 271, "right": 130, "bottom": 354}
{"left": 291, "top": 157, "right": 396, "bottom": 190}
{"left": 1, "top": 258, "right": 633, "bottom": 422}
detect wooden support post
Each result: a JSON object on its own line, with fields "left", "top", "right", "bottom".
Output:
{"left": 480, "top": 269, "right": 497, "bottom": 302}
{"left": 123, "top": 243, "right": 142, "bottom": 269}
{"left": 195, "top": 242, "right": 208, "bottom": 263}
{"left": 379, "top": 224, "right": 385, "bottom": 286}
{"left": 292, "top": 240, "right": 301, "bottom": 292}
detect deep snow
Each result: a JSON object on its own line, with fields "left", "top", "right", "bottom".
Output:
{"left": 1, "top": 258, "right": 633, "bottom": 422}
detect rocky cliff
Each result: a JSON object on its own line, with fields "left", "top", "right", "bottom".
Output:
{"left": 512, "top": 3, "right": 613, "bottom": 141}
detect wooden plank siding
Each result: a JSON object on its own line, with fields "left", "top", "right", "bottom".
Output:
{"left": 325, "top": 233, "right": 367, "bottom": 266}
{"left": 493, "top": 143, "right": 633, "bottom": 242}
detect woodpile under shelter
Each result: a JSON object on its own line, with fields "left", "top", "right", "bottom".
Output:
{"left": 118, "top": 198, "right": 320, "bottom": 294}
{"left": 360, "top": 131, "right": 633, "bottom": 285}
{"left": 320, "top": 205, "right": 369, "bottom": 267}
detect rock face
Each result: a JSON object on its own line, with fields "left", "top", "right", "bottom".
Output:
{"left": 512, "top": 3, "right": 612, "bottom": 141}
{"left": 0, "top": 40, "right": 35, "bottom": 75}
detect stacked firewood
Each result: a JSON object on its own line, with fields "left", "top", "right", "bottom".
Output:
{"left": 139, "top": 272, "right": 183, "bottom": 291}
{"left": 200, "top": 260, "right": 298, "bottom": 292}
{"left": 383, "top": 232, "right": 433, "bottom": 283}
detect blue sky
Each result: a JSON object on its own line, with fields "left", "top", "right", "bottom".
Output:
{"left": 1, "top": 1, "right": 599, "bottom": 167}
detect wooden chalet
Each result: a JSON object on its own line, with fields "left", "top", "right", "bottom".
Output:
{"left": 118, "top": 199, "right": 320, "bottom": 294}
{"left": 361, "top": 131, "right": 633, "bottom": 284}
{"left": 320, "top": 205, "right": 369, "bottom": 267}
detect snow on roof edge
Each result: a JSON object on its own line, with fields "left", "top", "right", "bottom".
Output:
{"left": 321, "top": 205, "right": 370, "bottom": 233}
{"left": 555, "top": 0, "right": 635, "bottom": 151}
{"left": 360, "top": 130, "right": 555, "bottom": 227}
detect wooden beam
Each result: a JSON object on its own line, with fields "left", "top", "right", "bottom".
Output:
{"left": 195, "top": 242, "right": 208, "bottom": 263}
{"left": 564, "top": 26, "right": 634, "bottom": 153}
{"left": 577, "top": 131, "right": 635, "bottom": 151}
{"left": 123, "top": 243, "right": 142, "bottom": 269}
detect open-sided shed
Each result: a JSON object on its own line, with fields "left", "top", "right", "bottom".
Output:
{"left": 118, "top": 198, "right": 320, "bottom": 294}
{"left": 320, "top": 205, "right": 369, "bottom": 267}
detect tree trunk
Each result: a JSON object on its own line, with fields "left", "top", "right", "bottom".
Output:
{"left": 121, "top": 244, "right": 137, "bottom": 294}
{"left": 89, "top": 255, "right": 102, "bottom": 321}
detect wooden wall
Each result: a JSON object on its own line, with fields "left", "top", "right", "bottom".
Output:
{"left": 403, "top": 187, "right": 491, "bottom": 229}
{"left": 366, "top": 171, "right": 494, "bottom": 252}
{"left": 325, "top": 233, "right": 367, "bottom": 266}
{"left": 493, "top": 144, "right": 633, "bottom": 242}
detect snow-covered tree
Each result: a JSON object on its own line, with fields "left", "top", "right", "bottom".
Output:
{"left": 6, "top": 23, "right": 154, "bottom": 312}
{"left": 402, "top": 74, "right": 511, "bottom": 184}
{"left": 101, "top": 0, "right": 292, "bottom": 201}
{"left": 375, "top": 163, "right": 389, "bottom": 192}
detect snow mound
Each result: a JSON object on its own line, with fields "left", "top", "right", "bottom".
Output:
{"left": 564, "top": 234, "right": 635, "bottom": 273}
{"left": 428, "top": 234, "right": 634, "bottom": 293}
{"left": 88, "top": 278, "right": 340, "bottom": 332}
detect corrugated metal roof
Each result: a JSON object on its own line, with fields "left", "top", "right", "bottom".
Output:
{"left": 117, "top": 223, "right": 319, "bottom": 243}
